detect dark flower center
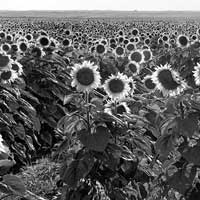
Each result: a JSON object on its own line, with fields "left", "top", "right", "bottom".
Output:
{"left": 144, "top": 78, "right": 156, "bottom": 90}
{"left": 96, "top": 44, "right": 105, "bottom": 54}
{"left": 116, "top": 105, "right": 126, "bottom": 114}
{"left": 157, "top": 69, "right": 180, "bottom": 90}
{"left": 178, "top": 36, "right": 188, "bottom": 46}
{"left": 127, "top": 43, "right": 135, "bottom": 51}
{"left": 130, "top": 51, "right": 142, "bottom": 63}
{"left": 31, "top": 47, "right": 42, "bottom": 57}
{"left": 143, "top": 50, "right": 151, "bottom": 61}
{"left": 108, "top": 78, "right": 124, "bottom": 93}
{"left": 40, "top": 37, "right": 49, "bottom": 46}
{"left": 128, "top": 63, "right": 138, "bottom": 73}
{"left": 116, "top": 47, "right": 124, "bottom": 55}
{"left": 63, "top": 39, "right": 70, "bottom": 46}
{"left": 19, "top": 43, "right": 27, "bottom": 52}
{"left": 76, "top": 67, "right": 95, "bottom": 86}
{"left": 0, "top": 55, "right": 9, "bottom": 68}
{"left": 12, "top": 64, "right": 19, "bottom": 72}
{"left": 2, "top": 44, "right": 10, "bottom": 52}
{"left": 1, "top": 71, "right": 12, "bottom": 80}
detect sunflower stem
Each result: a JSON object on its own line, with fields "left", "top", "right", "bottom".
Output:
{"left": 85, "top": 91, "right": 91, "bottom": 134}
{"left": 179, "top": 101, "right": 184, "bottom": 119}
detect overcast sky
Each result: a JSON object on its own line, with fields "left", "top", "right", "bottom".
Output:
{"left": 1, "top": 0, "right": 200, "bottom": 11}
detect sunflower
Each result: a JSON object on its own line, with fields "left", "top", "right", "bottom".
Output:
{"left": 38, "top": 36, "right": 50, "bottom": 48}
{"left": 126, "top": 61, "right": 140, "bottom": 76}
{"left": 142, "top": 49, "right": 152, "bottom": 62}
{"left": 193, "top": 63, "right": 200, "bottom": 86}
{"left": 18, "top": 41, "right": 28, "bottom": 53}
{"left": 128, "top": 77, "right": 136, "bottom": 96}
{"left": 126, "top": 42, "right": 135, "bottom": 52}
{"left": 0, "top": 31, "right": 6, "bottom": 39}
{"left": 62, "top": 38, "right": 71, "bottom": 47}
{"left": 151, "top": 64, "right": 187, "bottom": 96}
{"left": 0, "top": 69, "right": 18, "bottom": 84}
{"left": 31, "top": 46, "right": 45, "bottom": 58}
{"left": 103, "top": 72, "right": 130, "bottom": 100}
{"left": 25, "top": 33, "right": 33, "bottom": 41}
{"left": 1, "top": 43, "right": 11, "bottom": 53}
{"left": 6, "top": 34, "right": 13, "bottom": 42}
{"left": 114, "top": 46, "right": 125, "bottom": 57}
{"left": 176, "top": 34, "right": 190, "bottom": 48}
{"left": 96, "top": 43, "right": 106, "bottom": 55}
{"left": 71, "top": 61, "right": 101, "bottom": 92}
{"left": 143, "top": 75, "right": 156, "bottom": 91}
{"left": 104, "top": 100, "right": 131, "bottom": 115}
{"left": 0, "top": 53, "right": 11, "bottom": 70}
{"left": 132, "top": 28, "right": 139, "bottom": 36}
{"left": 129, "top": 50, "right": 144, "bottom": 64}
{"left": 11, "top": 44, "right": 19, "bottom": 53}
{"left": 11, "top": 60, "right": 23, "bottom": 76}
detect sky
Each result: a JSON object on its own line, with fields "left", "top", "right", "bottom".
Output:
{"left": 1, "top": 0, "right": 200, "bottom": 11}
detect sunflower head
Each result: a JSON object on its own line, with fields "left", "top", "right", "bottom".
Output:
{"left": 177, "top": 35, "right": 190, "bottom": 48}
{"left": 31, "top": 46, "right": 45, "bottom": 58}
{"left": 143, "top": 75, "right": 156, "bottom": 91}
{"left": 0, "top": 53, "right": 11, "bottom": 69}
{"left": 126, "top": 61, "right": 140, "bottom": 76}
{"left": 38, "top": 36, "right": 50, "bottom": 48}
{"left": 129, "top": 50, "right": 144, "bottom": 64}
{"left": 104, "top": 100, "right": 131, "bottom": 116}
{"left": 103, "top": 72, "right": 130, "bottom": 100}
{"left": 18, "top": 41, "right": 28, "bottom": 52}
{"left": 152, "top": 64, "right": 187, "bottom": 96}
{"left": 1, "top": 43, "right": 11, "bottom": 53}
{"left": 71, "top": 61, "right": 101, "bottom": 92}
{"left": 11, "top": 60, "right": 23, "bottom": 76}
{"left": 96, "top": 43, "right": 106, "bottom": 55}
{"left": 115, "top": 46, "right": 125, "bottom": 57}
{"left": 142, "top": 49, "right": 152, "bottom": 62}
{"left": 126, "top": 42, "right": 135, "bottom": 52}
{"left": 0, "top": 69, "right": 18, "bottom": 84}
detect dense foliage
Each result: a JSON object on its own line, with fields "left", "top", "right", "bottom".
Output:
{"left": 0, "top": 17, "right": 200, "bottom": 200}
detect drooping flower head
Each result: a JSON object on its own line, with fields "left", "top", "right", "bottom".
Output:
{"left": 104, "top": 100, "right": 131, "bottom": 115}
{"left": 143, "top": 75, "right": 156, "bottom": 91}
{"left": 126, "top": 61, "right": 140, "bottom": 76}
{"left": 71, "top": 60, "right": 101, "bottom": 92}
{"left": 0, "top": 69, "right": 18, "bottom": 84}
{"left": 152, "top": 64, "right": 187, "bottom": 96}
{"left": 11, "top": 60, "right": 23, "bottom": 76}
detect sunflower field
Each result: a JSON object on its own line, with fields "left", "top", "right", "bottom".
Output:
{"left": 1, "top": 16, "right": 200, "bottom": 200}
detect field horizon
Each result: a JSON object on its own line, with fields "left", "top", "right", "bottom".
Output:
{"left": 0, "top": 10, "right": 200, "bottom": 19}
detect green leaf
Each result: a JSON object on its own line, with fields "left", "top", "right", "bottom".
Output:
{"left": 0, "top": 159, "right": 15, "bottom": 168}
{"left": 12, "top": 123, "right": 26, "bottom": 140}
{"left": 182, "top": 142, "right": 200, "bottom": 165}
{"left": 3, "top": 174, "right": 26, "bottom": 196}
{"left": 155, "top": 132, "right": 176, "bottom": 158}
{"left": 62, "top": 153, "right": 95, "bottom": 188}
{"left": 155, "top": 118, "right": 178, "bottom": 158}
{"left": 176, "top": 113, "right": 199, "bottom": 137}
{"left": 78, "top": 126, "right": 110, "bottom": 152}
{"left": 167, "top": 165, "right": 197, "bottom": 194}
